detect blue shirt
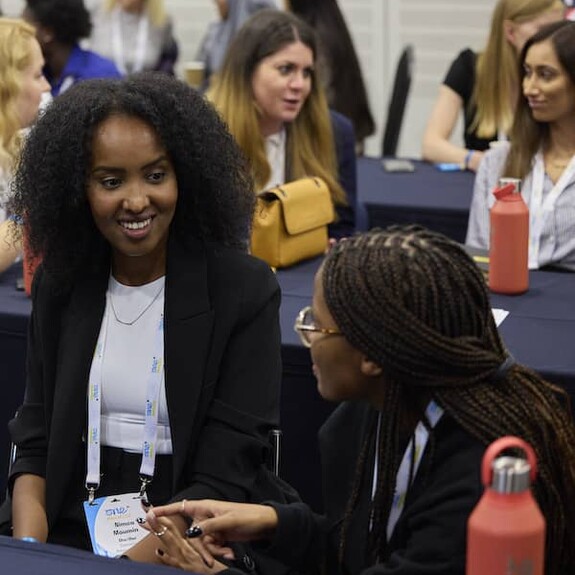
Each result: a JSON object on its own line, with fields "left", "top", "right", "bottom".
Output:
{"left": 46, "top": 44, "right": 122, "bottom": 97}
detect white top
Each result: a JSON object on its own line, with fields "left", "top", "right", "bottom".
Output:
{"left": 100, "top": 275, "right": 172, "bottom": 453}
{"left": 89, "top": 6, "right": 173, "bottom": 73}
{"left": 466, "top": 142, "right": 575, "bottom": 271}
{"left": 263, "top": 128, "right": 286, "bottom": 191}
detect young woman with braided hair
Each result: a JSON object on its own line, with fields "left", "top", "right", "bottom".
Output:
{"left": 144, "top": 226, "right": 575, "bottom": 575}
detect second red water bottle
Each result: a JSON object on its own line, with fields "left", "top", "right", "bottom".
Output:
{"left": 488, "top": 178, "right": 529, "bottom": 295}
{"left": 466, "top": 436, "right": 545, "bottom": 575}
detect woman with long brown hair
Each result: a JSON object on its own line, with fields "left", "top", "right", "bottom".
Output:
{"left": 467, "top": 20, "right": 575, "bottom": 271}
{"left": 422, "top": 0, "right": 563, "bottom": 172}
{"left": 208, "top": 9, "right": 356, "bottom": 239}
{"left": 286, "top": 0, "right": 375, "bottom": 154}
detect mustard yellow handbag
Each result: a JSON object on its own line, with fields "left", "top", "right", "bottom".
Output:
{"left": 250, "top": 177, "right": 335, "bottom": 268}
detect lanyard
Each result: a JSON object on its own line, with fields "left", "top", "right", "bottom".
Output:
{"left": 85, "top": 295, "right": 165, "bottom": 503}
{"left": 528, "top": 151, "right": 575, "bottom": 268}
{"left": 58, "top": 76, "right": 75, "bottom": 95}
{"left": 373, "top": 400, "right": 444, "bottom": 541}
{"left": 112, "top": 8, "right": 149, "bottom": 74}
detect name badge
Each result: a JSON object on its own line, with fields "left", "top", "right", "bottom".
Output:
{"left": 83, "top": 492, "right": 147, "bottom": 557}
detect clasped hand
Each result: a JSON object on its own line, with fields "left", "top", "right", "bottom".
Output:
{"left": 143, "top": 499, "right": 278, "bottom": 572}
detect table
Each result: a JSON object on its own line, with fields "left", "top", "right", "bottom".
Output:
{"left": 357, "top": 157, "right": 475, "bottom": 242}
{"left": 2, "top": 260, "right": 575, "bottom": 514}
{"left": 0, "top": 536, "right": 174, "bottom": 575}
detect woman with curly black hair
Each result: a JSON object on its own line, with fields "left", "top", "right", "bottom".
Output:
{"left": 23, "top": 0, "right": 121, "bottom": 96}
{"left": 148, "top": 226, "right": 575, "bottom": 574}
{"left": 1, "top": 72, "right": 294, "bottom": 565}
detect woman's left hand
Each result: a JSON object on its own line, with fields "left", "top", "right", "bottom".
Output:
{"left": 144, "top": 513, "right": 228, "bottom": 573}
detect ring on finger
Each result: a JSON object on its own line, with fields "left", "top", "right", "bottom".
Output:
{"left": 155, "top": 527, "right": 168, "bottom": 537}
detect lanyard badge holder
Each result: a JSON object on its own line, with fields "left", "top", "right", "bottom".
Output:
{"left": 83, "top": 304, "right": 165, "bottom": 557}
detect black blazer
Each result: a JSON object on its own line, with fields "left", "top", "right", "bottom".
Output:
{"left": 6, "top": 235, "right": 288, "bottom": 529}
{"left": 266, "top": 401, "right": 485, "bottom": 575}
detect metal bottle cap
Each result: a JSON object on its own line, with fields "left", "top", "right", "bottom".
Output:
{"left": 491, "top": 456, "right": 531, "bottom": 493}
{"left": 498, "top": 177, "right": 521, "bottom": 194}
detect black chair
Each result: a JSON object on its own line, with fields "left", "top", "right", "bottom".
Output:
{"left": 381, "top": 45, "right": 414, "bottom": 157}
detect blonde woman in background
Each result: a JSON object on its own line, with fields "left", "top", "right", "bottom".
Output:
{"left": 0, "top": 18, "right": 50, "bottom": 273}
{"left": 422, "top": 0, "right": 564, "bottom": 172}
{"left": 90, "top": 0, "right": 178, "bottom": 74}
{"left": 208, "top": 9, "right": 356, "bottom": 238}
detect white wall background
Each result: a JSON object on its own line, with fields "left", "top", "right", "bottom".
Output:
{"left": 2, "top": 0, "right": 498, "bottom": 157}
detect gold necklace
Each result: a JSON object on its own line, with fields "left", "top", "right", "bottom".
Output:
{"left": 547, "top": 151, "right": 575, "bottom": 169}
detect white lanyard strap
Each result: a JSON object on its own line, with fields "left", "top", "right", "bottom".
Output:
{"left": 58, "top": 76, "right": 75, "bottom": 95}
{"left": 139, "top": 314, "right": 165, "bottom": 480}
{"left": 112, "top": 9, "right": 149, "bottom": 74}
{"left": 529, "top": 152, "right": 575, "bottom": 268}
{"left": 86, "top": 296, "right": 165, "bottom": 502}
{"left": 86, "top": 314, "right": 107, "bottom": 493}
{"left": 384, "top": 400, "right": 444, "bottom": 541}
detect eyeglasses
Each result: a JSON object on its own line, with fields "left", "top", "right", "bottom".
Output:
{"left": 294, "top": 306, "right": 342, "bottom": 348}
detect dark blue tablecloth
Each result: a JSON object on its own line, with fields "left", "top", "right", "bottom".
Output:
{"left": 357, "top": 157, "right": 475, "bottom": 242}
{"left": 0, "top": 536, "right": 176, "bottom": 574}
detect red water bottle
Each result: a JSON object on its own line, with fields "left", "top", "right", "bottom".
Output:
{"left": 22, "top": 228, "right": 41, "bottom": 297}
{"left": 466, "top": 436, "right": 545, "bottom": 575}
{"left": 489, "top": 178, "right": 529, "bottom": 294}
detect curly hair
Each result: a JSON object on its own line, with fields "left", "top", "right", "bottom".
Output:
{"left": 9, "top": 72, "right": 255, "bottom": 289}
{"left": 25, "top": 0, "right": 92, "bottom": 44}
{"left": 0, "top": 18, "right": 37, "bottom": 172}
{"left": 322, "top": 226, "right": 575, "bottom": 574}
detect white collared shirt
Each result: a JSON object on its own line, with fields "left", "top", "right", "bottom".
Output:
{"left": 263, "top": 128, "right": 286, "bottom": 191}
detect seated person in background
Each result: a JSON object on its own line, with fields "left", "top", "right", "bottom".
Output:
{"left": 147, "top": 225, "right": 575, "bottom": 575}
{"left": 286, "top": 0, "right": 375, "bottom": 155}
{"left": 22, "top": 0, "right": 122, "bottom": 97}
{"left": 467, "top": 20, "right": 575, "bottom": 271}
{"left": 197, "top": 0, "right": 277, "bottom": 91}
{"left": 0, "top": 73, "right": 296, "bottom": 566}
{"left": 208, "top": 9, "right": 356, "bottom": 239}
{"left": 422, "top": 0, "right": 564, "bottom": 172}
{"left": 89, "top": 0, "right": 178, "bottom": 75}
{"left": 0, "top": 222, "right": 20, "bottom": 274}
{"left": 0, "top": 17, "right": 50, "bottom": 273}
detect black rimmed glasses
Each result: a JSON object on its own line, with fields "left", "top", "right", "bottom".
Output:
{"left": 294, "top": 306, "right": 342, "bottom": 348}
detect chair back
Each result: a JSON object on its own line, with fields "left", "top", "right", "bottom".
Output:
{"left": 382, "top": 45, "right": 414, "bottom": 157}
